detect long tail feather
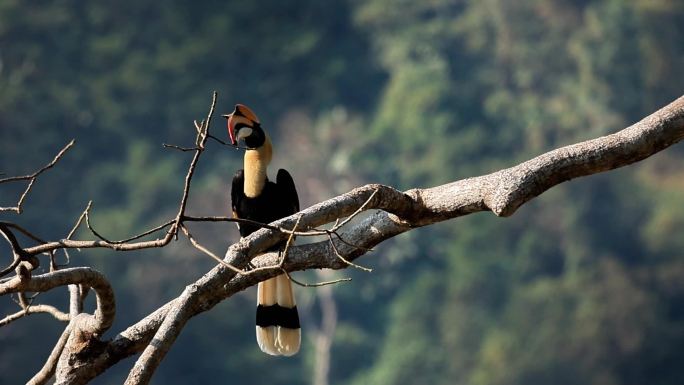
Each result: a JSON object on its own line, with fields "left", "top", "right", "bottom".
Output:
{"left": 255, "top": 274, "right": 300, "bottom": 356}
{"left": 275, "top": 274, "right": 300, "bottom": 356}
{"left": 256, "top": 279, "right": 280, "bottom": 355}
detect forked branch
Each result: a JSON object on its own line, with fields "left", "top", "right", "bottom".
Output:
{"left": 102, "top": 95, "right": 684, "bottom": 385}
{"left": 0, "top": 140, "right": 75, "bottom": 213}
{"left": 2, "top": 93, "right": 682, "bottom": 385}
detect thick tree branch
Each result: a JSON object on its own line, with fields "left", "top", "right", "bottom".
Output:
{"left": 123, "top": 287, "right": 195, "bottom": 385}
{"left": 27, "top": 324, "right": 72, "bottom": 385}
{"left": 0, "top": 267, "right": 115, "bottom": 336}
{"left": 6, "top": 93, "right": 683, "bottom": 382}
{"left": 4, "top": 94, "right": 682, "bottom": 385}
{"left": 54, "top": 94, "right": 683, "bottom": 385}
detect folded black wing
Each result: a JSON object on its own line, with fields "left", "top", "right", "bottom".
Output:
{"left": 230, "top": 169, "right": 246, "bottom": 237}
{"left": 276, "top": 169, "right": 299, "bottom": 215}
{"left": 231, "top": 169, "right": 245, "bottom": 219}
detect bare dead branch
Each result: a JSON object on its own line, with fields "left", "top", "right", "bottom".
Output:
{"left": 181, "top": 214, "right": 281, "bottom": 231}
{"left": 67, "top": 202, "right": 91, "bottom": 241}
{"left": 206, "top": 132, "right": 252, "bottom": 150}
{"left": 0, "top": 267, "right": 115, "bottom": 336}
{"left": 0, "top": 222, "right": 33, "bottom": 278}
{"left": 0, "top": 254, "right": 21, "bottom": 278}
{"left": 162, "top": 143, "right": 199, "bottom": 152}
{"left": 3, "top": 94, "right": 681, "bottom": 385}
{"left": 281, "top": 269, "right": 351, "bottom": 288}
{"left": 278, "top": 214, "right": 301, "bottom": 267}
{"left": 1, "top": 221, "right": 49, "bottom": 245}
{"left": 84, "top": 203, "right": 174, "bottom": 245}
{"left": 174, "top": 91, "right": 217, "bottom": 222}
{"left": 118, "top": 91, "right": 221, "bottom": 385}
{"left": 85, "top": 95, "right": 684, "bottom": 385}
{"left": 122, "top": 287, "right": 194, "bottom": 385}
{"left": 179, "top": 224, "right": 243, "bottom": 274}
{"left": 0, "top": 304, "right": 69, "bottom": 326}
{"left": 326, "top": 232, "right": 372, "bottom": 272}
{"left": 332, "top": 232, "right": 374, "bottom": 252}
{"left": 58, "top": 203, "right": 93, "bottom": 270}
{"left": 193, "top": 119, "right": 203, "bottom": 133}
{"left": 69, "top": 284, "right": 82, "bottom": 317}
{"left": 1, "top": 93, "right": 220, "bottom": 269}
{"left": 329, "top": 188, "right": 378, "bottom": 232}
{"left": 182, "top": 189, "right": 378, "bottom": 239}
{"left": 27, "top": 324, "right": 72, "bottom": 385}
{"left": 0, "top": 140, "right": 75, "bottom": 184}
{"left": 0, "top": 140, "right": 75, "bottom": 213}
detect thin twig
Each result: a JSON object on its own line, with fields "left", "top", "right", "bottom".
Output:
{"left": 194, "top": 120, "right": 204, "bottom": 134}
{"left": 182, "top": 215, "right": 281, "bottom": 231}
{"left": 58, "top": 202, "right": 93, "bottom": 269}
{"left": 245, "top": 215, "right": 303, "bottom": 275}
{"left": 207, "top": 188, "right": 378, "bottom": 239}
{"left": 0, "top": 140, "right": 75, "bottom": 184}
{"left": 170, "top": 91, "right": 218, "bottom": 240}
{"left": 194, "top": 119, "right": 206, "bottom": 146}
{"left": 278, "top": 215, "right": 302, "bottom": 268}
{"left": 0, "top": 222, "right": 29, "bottom": 256}
{"left": 184, "top": 215, "right": 365, "bottom": 241}
{"left": 49, "top": 252, "right": 57, "bottom": 272}
{"left": 281, "top": 269, "right": 351, "bottom": 288}
{"left": 179, "top": 225, "right": 244, "bottom": 274}
{"left": 0, "top": 227, "right": 21, "bottom": 277}
{"left": 84, "top": 208, "right": 117, "bottom": 244}
{"left": 9, "top": 93, "right": 220, "bottom": 258}
{"left": 206, "top": 133, "right": 252, "bottom": 150}
{"left": 1, "top": 222, "right": 48, "bottom": 245}
{"left": 2, "top": 185, "right": 377, "bottom": 269}
{"left": 59, "top": 249, "right": 71, "bottom": 269}
{"left": 18, "top": 292, "right": 29, "bottom": 309}
{"left": 0, "top": 259, "right": 21, "bottom": 278}
{"left": 106, "top": 220, "right": 175, "bottom": 243}
{"left": 183, "top": 214, "right": 324, "bottom": 237}
{"left": 327, "top": 232, "right": 372, "bottom": 272}
{"left": 329, "top": 188, "right": 378, "bottom": 232}
{"left": 333, "top": 232, "right": 374, "bottom": 252}
{"left": 162, "top": 144, "right": 199, "bottom": 152}
{"left": 0, "top": 223, "right": 31, "bottom": 278}
{"left": 66, "top": 201, "right": 91, "bottom": 240}
{"left": 0, "top": 221, "right": 56, "bottom": 272}
{"left": 0, "top": 304, "right": 70, "bottom": 326}
{"left": 0, "top": 140, "right": 75, "bottom": 213}
{"left": 85, "top": 206, "right": 174, "bottom": 245}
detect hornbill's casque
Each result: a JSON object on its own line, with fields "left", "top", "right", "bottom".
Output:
{"left": 223, "top": 104, "right": 301, "bottom": 356}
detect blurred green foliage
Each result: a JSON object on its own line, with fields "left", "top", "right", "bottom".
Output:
{"left": 1, "top": 1, "right": 683, "bottom": 384}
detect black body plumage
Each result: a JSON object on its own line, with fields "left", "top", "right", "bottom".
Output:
{"left": 231, "top": 167, "right": 301, "bottom": 330}
{"left": 231, "top": 168, "right": 299, "bottom": 239}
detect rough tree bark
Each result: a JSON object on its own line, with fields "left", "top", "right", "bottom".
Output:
{"left": 1, "top": 93, "right": 683, "bottom": 385}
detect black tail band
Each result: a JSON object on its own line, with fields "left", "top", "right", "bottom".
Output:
{"left": 256, "top": 304, "right": 300, "bottom": 329}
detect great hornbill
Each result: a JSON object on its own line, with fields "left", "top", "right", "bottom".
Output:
{"left": 222, "top": 104, "right": 301, "bottom": 356}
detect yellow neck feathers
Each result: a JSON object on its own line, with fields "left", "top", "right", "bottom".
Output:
{"left": 243, "top": 135, "right": 273, "bottom": 198}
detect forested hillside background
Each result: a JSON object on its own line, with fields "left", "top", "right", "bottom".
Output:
{"left": 1, "top": 1, "right": 684, "bottom": 384}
